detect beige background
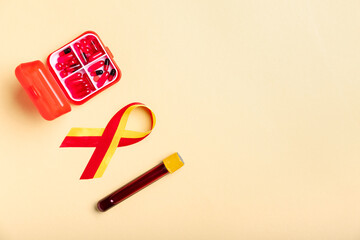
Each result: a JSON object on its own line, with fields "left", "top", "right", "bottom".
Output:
{"left": 0, "top": 0, "right": 360, "bottom": 239}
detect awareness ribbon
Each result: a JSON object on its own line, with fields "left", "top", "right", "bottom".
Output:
{"left": 60, "top": 102, "right": 156, "bottom": 179}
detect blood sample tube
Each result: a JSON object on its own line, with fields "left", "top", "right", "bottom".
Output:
{"left": 88, "top": 61, "right": 104, "bottom": 72}
{"left": 97, "top": 153, "right": 184, "bottom": 212}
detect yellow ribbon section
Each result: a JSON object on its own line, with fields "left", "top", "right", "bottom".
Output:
{"left": 67, "top": 128, "right": 151, "bottom": 139}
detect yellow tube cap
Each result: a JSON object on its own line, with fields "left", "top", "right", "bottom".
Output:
{"left": 163, "top": 152, "right": 184, "bottom": 173}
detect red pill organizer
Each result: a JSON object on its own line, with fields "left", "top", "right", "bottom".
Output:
{"left": 15, "top": 31, "right": 121, "bottom": 120}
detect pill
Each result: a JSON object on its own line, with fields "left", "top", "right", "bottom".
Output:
{"left": 55, "top": 63, "right": 64, "bottom": 71}
{"left": 88, "top": 51, "right": 103, "bottom": 62}
{"left": 90, "top": 39, "right": 99, "bottom": 51}
{"left": 72, "top": 82, "right": 90, "bottom": 93}
{"left": 60, "top": 71, "right": 68, "bottom": 78}
{"left": 90, "top": 70, "right": 103, "bottom": 76}
{"left": 77, "top": 89, "right": 92, "bottom": 98}
{"left": 69, "top": 59, "right": 78, "bottom": 65}
{"left": 58, "top": 53, "right": 75, "bottom": 63}
{"left": 87, "top": 36, "right": 100, "bottom": 52}
{"left": 96, "top": 72, "right": 109, "bottom": 88}
{"left": 108, "top": 69, "right": 116, "bottom": 81}
{"left": 104, "top": 58, "right": 110, "bottom": 71}
{"left": 63, "top": 48, "right": 71, "bottom": 54}
{"left": 66, "top": 64, "right": 81, "bottom": 73}
{"left": 66, "top": 73, "right": 82, "bottom": 81}
{"left": 82, "top": 47, "right": 91, "bottom": 54}
{"left": 72, "top": 89, "right": 91, "bottom": 99}
{"left": 80, "top": 39, "right": 88, "bottom": 47}
{"left": 83, "top": 75, "right": 96, "bottom": 91}
{"left": 73, "top": 84, "right": 91, "bottom": 94}
{"left": 88, "top": 61, "right": 105, "bottom": 72}
{"left": 66, "top": 80, "right": 88, "bottom": 93}
{"left": 78, "top": 49, "right": 87, "bottom": 64}
{"left": 66, "top": 78, "right": 85, "bottom": 86}
{"left": 65, "top": 79, "right": 81, "bottom": 88}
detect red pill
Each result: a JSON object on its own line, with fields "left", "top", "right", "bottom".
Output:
{"left": 72, "top": 83, "right": 90, "bottom": 93}
{"left": 66, "top": 79, "right": 88, "bottom": 93}
{"left": 79, "top": 89, "right": 92, "bottom": 97}
{"left": 66, "top": 64, "right": 81, "bottom": 73}
{"left": 71, "top": 89, "right": 91, "bottom": 99}
{"left": 83, "top": 75, "right": 95, "bottom": 91}
{"left": 108, "top": 69, "right": 116, "bottom": 81}
{"left": 88, "top": 61, "right": 104, "bottom": 72}
{"left": 66, "top": 73, "right": 82, "bottom": 81}
{"left": 90, "top": 70, "right": 103, "bottom": 76}
{"left": 87, "top": 37, "right": 100, "bottom": 52}
{"left": 58, "top": 53, "right": 75, "bottom": 63}
{"left": 79, "top": 49, "right": 87, "bottom": 64}
{"left": 97, "top": 72, "right": 109, "bottom": 88}
{"left": 66, "top": 78, "right": 84, "bottom": 86}
{"left": 82, "top": 47, "right": 91, "bottom": 54}
{"left": 63, "top": 48, "right": 71, "bottom": 54}
{"left": 60, "top": 70, "right": 68, "bottom": 78}
{"left": 58, "top": 47, "right": 70, "bottom": 56}
{"left": 70, "top": 80, "right": 90, "bottom": 92}
{"left": 88, "top": 51, "right": 103, "bottom": 62}
{"left": 80, "top": 39, "right": 88, "bottom": 47}
{"left": 104, "top": 58, "right": 110, "bottom": 71}
{"left": 55, "top": 63, "right": 64, "bottom": 71}
{"left": 69, "top": 59, "right": 78, "bottom": 65}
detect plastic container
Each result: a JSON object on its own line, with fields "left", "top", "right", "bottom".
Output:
{"left": 15, "top": 31, "right": 122, "bottom": 120}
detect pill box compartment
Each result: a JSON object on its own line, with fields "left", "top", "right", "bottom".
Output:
{"left": 15, "top": 31, "right": 121, "bottom": 120}
{"left": 47, "top": 31, "right": 121, "bottom": 104}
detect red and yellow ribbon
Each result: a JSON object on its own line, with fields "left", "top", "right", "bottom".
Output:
{"left": 60, "top": 102, "right": 156, "bottom": 179}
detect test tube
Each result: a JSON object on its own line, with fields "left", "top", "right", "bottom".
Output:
{"left": 97, "top": 152, "right": 184, "bottom": 212}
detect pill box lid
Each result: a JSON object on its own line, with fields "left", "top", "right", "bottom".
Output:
{"left": 15, "top": 60, "right": 71, "bottom": 120}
